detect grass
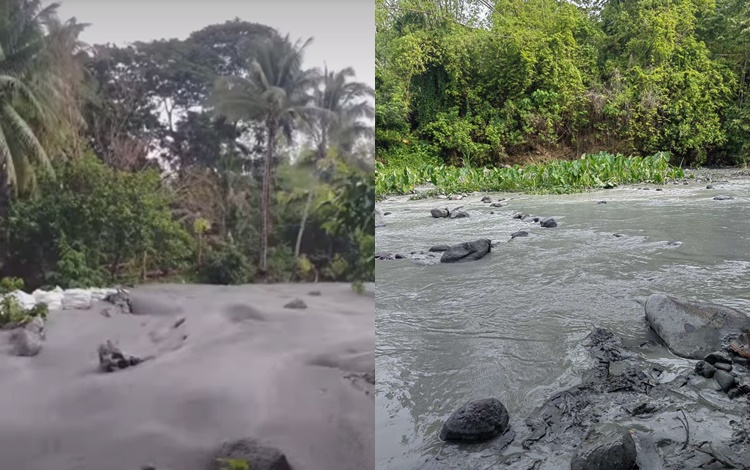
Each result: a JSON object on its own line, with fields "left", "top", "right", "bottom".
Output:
{"left": 375, "top": 151, "right": 685, "bottom": 196}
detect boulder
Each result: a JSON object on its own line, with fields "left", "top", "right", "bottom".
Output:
{"left": 440, "top": 239, "right": 491, "bottom": 263}
{"left": 209, "top": 438, "right": 291, "bottom": 470}
{"left": 714, "top": 370, "right": 736, "bottom": 392}
{"left": 9, "top": 323, "right": 44, "bottom": 357}
{"left": 490, "top": 202, "right": 506, "bottom": 208}
{"left": 431, "top": 208, "right": 449, "bottom": 218}
{"left": 540, "top": 217, "right": 557, "bottom": 228}
{"left": 570, "top": 424, "right": 637, "bottom": 470}
{"left": 510, "top": 231, "right": 528, "bottom": 239}
{"left": 439, "top": 398, "right": 510, "bottom": 442}
{"left": 98, "top": 340, "right": 143, "bottom": 373}
{"left": 449, "top": 210, "right": 470, "bottom": 219}
{"left": 713, "top": 195, "right": 734, "bottom": 201}
{"left": 481, "top": 196, "right": 492, "bottom": 203}
{"left": 428, "top": 245, "right": 451, "bottom": 252}
{"left": 283, "top": 299, "right": 307, "bottom": 309}
{"left": 644, "top": 294, "right": 750, "bottom": 359}
{"left": 695, "top": 360, "right": 716, "bottom": 378}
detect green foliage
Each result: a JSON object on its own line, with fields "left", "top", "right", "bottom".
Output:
{"left": 198, "top": 243, "right": 255, "bottom": 285}
{"left": 0, "top": 277, "right": 24, "bottom": 294}
{"left": 376, "top": 0, "right": 749, "bottom": 166}
{"left": 376, "top": 151, "right": 684, "bottom": 195}
{"left": 5, "top": 155, "right": 193, "bottom": 289}
{"left": 216, "top": 458, "right": 250, "bottom": 470}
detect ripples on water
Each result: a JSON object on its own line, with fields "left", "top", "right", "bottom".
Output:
{"left": 375, "top": 182, "right": 750, "bottom": 469}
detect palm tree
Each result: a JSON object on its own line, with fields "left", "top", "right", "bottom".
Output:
{"left": 210, "top": 32, "right": 322, "bottom": 276}
{"left": 293, "top": 67, "right": 374, "bottom": 263}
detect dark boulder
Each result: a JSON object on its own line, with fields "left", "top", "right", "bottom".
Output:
{"left": 439, "top": 398, "right": 510, "bottom": 442}
{"left": 570, "top": 424, "right": 637, "bottom": 470}
{"left": 714, "top": 370, "right": 736, "bottom": 392}
{"left": 481, "top": 196, "right": 492, "bottom": 203}
{"left": 695, "top": 360, "right": 716, "bottom": 378}
{"left": 449, "top": 210, "right": 470, "bottom": 219}
{"left": 440, "top": 239, "right": 492, "bottom": 263}
{"left": 283, "top": 299, "right": 307, "bottom": 309}
{"left": 431, "top": 208, "right": 449, "bottom": 218}
{"left": 510, "top": 231, "right": 528, "bottom": 239}
{"left": 540, "top": 217, "right": 557, "bottom": 228}
{"left": 98, "top": 340, "right": 143, "bottom": 373}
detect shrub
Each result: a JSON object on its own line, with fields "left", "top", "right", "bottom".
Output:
{"left": 199, "top": 243, "right": 255, "bottom": 285}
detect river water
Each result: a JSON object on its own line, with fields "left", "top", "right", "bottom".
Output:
{"left": 375, "top": 179, "right": 750, "bottom": 469}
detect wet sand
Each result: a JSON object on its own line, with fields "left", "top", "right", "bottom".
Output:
{"left": 0, "top": 283, "right": 375, "bottom": 470}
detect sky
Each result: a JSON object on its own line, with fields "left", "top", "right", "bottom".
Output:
{"left": 53, "top": 0, "right": 375, "bottom": 87}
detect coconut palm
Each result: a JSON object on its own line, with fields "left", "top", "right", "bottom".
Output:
{"left": 293, "top": 67, "right": 374, "bottom": 263}
{"left": 210, "top": 32, "right": 324, "bottom": 275}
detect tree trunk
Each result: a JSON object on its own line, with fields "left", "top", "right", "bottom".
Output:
{"left": 0, "top": 169, "right": 9, "bottom": 272}
{"left": 261, "top": 120, "right": 276, "bottom": 275}
{"left": 294, "top": 189, "right": 314, "bottom": 261}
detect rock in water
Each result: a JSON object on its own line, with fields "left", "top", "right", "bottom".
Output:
{"left": 440, "top": 239, "right": 491, "bottom": 263}
{"left": 428, "top": 245, "right": 451, "bottom": 252}
{"left": 644, "top": 294, "right": 750, "bottom": 359}
{"left": 714, "top": 370, "right": 736, "bottom": 392}
{"left": 209, "top": 438, "right": 291, "bottom": 470}
{"left": 481, "top": 196, "right": 492, "bottom": 203}
{"left": 431, "top": 208, "right": 449, "bottom": 218}
{"left": 375, "top": 208, "right": 386, "bottom": 227}
{"left": 104, "top": 288, "right": 132, "bottom": 314}
{"left": 540, "top": 217, "right": 557, "bottom": 228}
{"left": 9, "top": 326, "right": 44, "bottom": 357}
{"left": 570, "top": 424, "right": 637, "bottom": 470}
{"left": 449, "top": 210, "right": 469, "bottom": 219}
{"left": 713, "top": 195, "right": 734, "bottom": 201}
{"left": 97, "top": 340, "right": 143, "bottom": 372}
{"left": 439, "top": 398, "right": 510, "bottom": 442}
{"left": 283, "top": 298, "right": 307, "bottom": 309}
{"left": 695, "top": 360, "right": 717, "bottom": 378}
{"left": 510, "top": 231, "right": 529, "bottom": 239}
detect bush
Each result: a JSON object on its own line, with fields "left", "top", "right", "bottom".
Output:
{"left": 4, "top": 155, "right": 193, "bottom": 289}
{"left": 199, "top": 243, "right": 255, "bottom": 285}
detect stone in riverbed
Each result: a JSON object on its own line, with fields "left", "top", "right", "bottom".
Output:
{"left": 490, "top": 202, "right": 505, "bottom": 207}
{"left": 510, "top": 231, "right": 528, "bottom": 239}
{"left": 643, "top": 294, "right": 750, "bottom": 359}
{"left": 283, "top": 299, "right": 307, "bottom": 309}
{"left": 440, "top": 239, "right": 492, "bottom": 263}
{"left": 714, "top": 370, "right": 736, "bottom": 392}
{"left": 570, "top": 424, "right": 637, "bottom": 470}
{"left": 540, "top": 217, "right": 557, "bottom": 228}
{"left": 9, "top": 324, "right": 44, "bottom": 357}
{"left": 449, "top": 210, "right": 469, "bottom": 219}
{"left": 209, "top": 438, "right": 291, "bottom": 470}
{"left": 431, "top": 208, "right": 449, "bottom": 218}
{"left": 439, "top": 398, "right": 510, "bottom": 442}
{"left": 695, "top": 360, "right": 717, "bottom": 378}
{"left": 98, "top": 340, "right": 143, "bottom": 373}
{"left": 481, "top": 196, "right": 492, "bottom": 203}
{"left": 715, "top": 362, "right": 732, "bottom": 372}
{"left": 429, "top": 245, "right": 451, "bottom": 252}
{"left": 706, "top": 184, "right": 714, "bottom": 189}
{"left": 705, "top": 351, "right": 731, "bottom": 365}
{"left": 713, "top": 195, "right": 734, "bottom": 200}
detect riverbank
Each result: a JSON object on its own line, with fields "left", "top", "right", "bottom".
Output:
{"left": 0, "top": 283, "right": 375, "bottom": 470}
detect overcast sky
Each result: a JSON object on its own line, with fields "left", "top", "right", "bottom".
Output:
{"left": 53, "top": 0, "right": 375, "bottom": 87}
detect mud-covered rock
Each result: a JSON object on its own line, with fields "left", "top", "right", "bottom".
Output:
{"left": 97, "top": 340, "right": 143, "bottom": 373}
{"left": 209, "top": 438, "right": 291, "bottom": 470}
{"left": 540, "top": 217, "right": 557, "bottom": 228}
{"left": 644, "top": 294, "right": 750, "bottom": 359}
{"left": 695, "top": 360, "right": 717, "bottom": 378}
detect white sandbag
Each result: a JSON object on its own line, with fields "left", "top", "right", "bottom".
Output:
{"left": 10, "top": 290, "right": 37, "bottom": 310}
{"left": 32, "top": 287, "right": 64, "bottom": 311}
{"left": 91, "top": 288, "right": 118, "bottom": 302}
{"left": 62, "top": 288, "right": 92, "bottom": 310}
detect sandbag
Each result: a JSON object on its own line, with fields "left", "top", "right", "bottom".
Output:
{"left": 32, "top": 287, "right": 63, "bottom": 311}
{"left": 9, "top": 290, "right": 37, "bottom": 310}
{"left": 62, "top": 288, "right": 92, "bottom": 310}
{"left": 89, "top": 288, "right": 117, "bottom": 302}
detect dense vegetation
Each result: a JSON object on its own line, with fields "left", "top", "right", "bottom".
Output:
{"left": 376, "top": 0, "right": 750, "bottom": 172}
{"left": 0, "top": 0, "right": 374, "bottom": 290}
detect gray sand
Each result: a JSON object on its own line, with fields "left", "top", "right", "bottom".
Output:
{"left": 0, "top": 283, "right": 374, "bottom": 470}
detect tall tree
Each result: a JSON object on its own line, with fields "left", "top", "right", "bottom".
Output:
{"left": 210, "top": 32, "right": 320, "bottom": 275}
{"left": 293, "top": 67, "right": 374, "bottom": 263}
